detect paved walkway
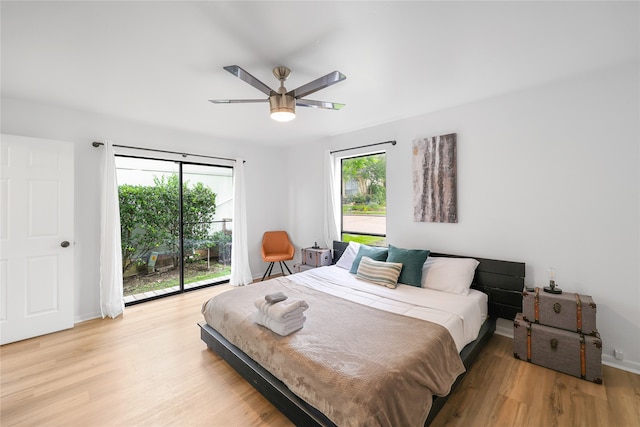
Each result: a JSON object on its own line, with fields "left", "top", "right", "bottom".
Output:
{"left": 342, "top": 214, "right": 386, "bottom": 234}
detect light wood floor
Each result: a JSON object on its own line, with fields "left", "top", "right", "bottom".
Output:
{"left": 1, "top": 285, "right": 638, "bottom": 427}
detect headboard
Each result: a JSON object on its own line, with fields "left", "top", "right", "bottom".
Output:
{"left": 331, "top": 241, "right": 524, "bottom": 320}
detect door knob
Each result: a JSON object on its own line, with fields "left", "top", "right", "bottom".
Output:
{"left": 61, "top": 241, "right": 70, "bottom": 248}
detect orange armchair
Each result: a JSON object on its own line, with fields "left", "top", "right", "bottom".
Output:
{"left": 261, "top": 231, "right": 295, "bottom": 281}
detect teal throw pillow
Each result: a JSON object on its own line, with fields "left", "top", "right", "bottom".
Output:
{"left": 386, "top": 244, "right": 430, "bottom": 287}
{"left": 349, "top": 245, "right": 389, "bottom": 274}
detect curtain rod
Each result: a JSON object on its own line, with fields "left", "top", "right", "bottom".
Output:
{"left": 91, "top": 142, "right": 243, "bottom": 163}
{"left": 330, "top": 140, "right": 396, "bottom": 155}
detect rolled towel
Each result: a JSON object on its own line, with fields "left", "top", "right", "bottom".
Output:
{"left": 255, "top": 311, "right": 306, "bottom": 336}
{"left": 254, "top": 297, "right": 309, "bottom": 321}
{"left": 265, "top": 292, "right": 288, "bottom": 304}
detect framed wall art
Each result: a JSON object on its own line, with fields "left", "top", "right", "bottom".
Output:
{"left": 412, "top": 133, "right": 457, "bottom": 223}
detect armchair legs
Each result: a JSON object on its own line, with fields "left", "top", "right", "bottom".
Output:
{"left": 261, "top": 261, "right": 293, "bottom": 281}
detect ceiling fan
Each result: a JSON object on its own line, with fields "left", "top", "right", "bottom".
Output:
{"left": 209, "top": 65, "right": 346, "bottom": 122}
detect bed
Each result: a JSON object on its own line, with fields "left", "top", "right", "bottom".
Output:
{"left": 199, "top": 241, "right": 525, "bottom": 426}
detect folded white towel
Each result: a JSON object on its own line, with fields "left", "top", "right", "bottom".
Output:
{"left": 255, "top": 311, "right": 306, "bottom": 336}
{"left": 253, "top": 297, "right": 309, "bottom": 321}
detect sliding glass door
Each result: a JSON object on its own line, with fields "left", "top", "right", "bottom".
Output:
{"left": 182, "top": 164, "right": 233, "bottom": 290}
{"left": 115, "top": 157, "right": 232, "bottom": 303}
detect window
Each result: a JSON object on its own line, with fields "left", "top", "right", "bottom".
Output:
{"left": 340, "top": 152, "right": 387, "bottom": 246}
{"left": 116, "top": 157, "right": 233, "bottom": 303}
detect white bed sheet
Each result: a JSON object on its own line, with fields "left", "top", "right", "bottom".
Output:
{"left": 290, "top": 265, "right": 488, "bottom": 352}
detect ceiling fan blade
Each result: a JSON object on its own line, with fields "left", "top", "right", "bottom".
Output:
{"left": 209, "top": 99, "right": 268, "bottom": 104}
{"left": 223, "top": 65, "right": 274, "bottom": 96}
{"left": 288, "top": 71, "right": 346, "bottom": 99}
{"left": 296, "top": 99, "right": 345, "bottom": 110}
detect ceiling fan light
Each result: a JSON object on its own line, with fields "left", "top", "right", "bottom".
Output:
{"left": 271, "top": 111, "right": 296, "bottom": 122}
{"left": 270, "top": 94, "right": 296, "bottom": 122}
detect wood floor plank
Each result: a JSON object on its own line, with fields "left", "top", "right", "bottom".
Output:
{"left": 1, "top": 285, "right": 637, "bottom": 427}
{"left": 430, "top": 335, "right": 638, "bottom": 427}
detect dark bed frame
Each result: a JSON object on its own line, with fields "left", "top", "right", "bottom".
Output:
{"left": 199, "top": 241, "right": 525, "bottom": 426}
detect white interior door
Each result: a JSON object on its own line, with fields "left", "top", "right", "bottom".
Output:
{"left": 0, "top": 134, "right": 74, "bottom": 345}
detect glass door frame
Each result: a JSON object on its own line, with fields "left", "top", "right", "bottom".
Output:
{"left": 116, "top": 154, "right": 233, "bottom": 305}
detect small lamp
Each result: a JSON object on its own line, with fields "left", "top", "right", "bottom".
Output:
{"left": 544, "top": 267, "right": 562, "bottom": 294}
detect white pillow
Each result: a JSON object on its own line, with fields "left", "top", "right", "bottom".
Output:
{"left": 421, "top": 257, "right": 480, "bottom": 295}
{"left": 335, "top": 241, "right": 361, "bottom": 270}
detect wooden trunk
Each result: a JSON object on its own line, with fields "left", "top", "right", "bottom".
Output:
{"left": 513, "top": 313, "right": 602, "bottom": 384}
{"left": 522, "top": 287, "right": 597, "bottom": 335}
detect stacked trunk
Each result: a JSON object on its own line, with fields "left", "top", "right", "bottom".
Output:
{"left": 301, "top": 247, "right": 332, "bottom": 267}
{"left": 513, "top": 287, "right": 602, "bottom": 384}
{"left": 293, "top": 247, "right": 332, "bottom": 273}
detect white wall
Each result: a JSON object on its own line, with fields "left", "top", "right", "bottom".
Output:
{"left": 285, "top": 138, "right": 330, "bottom": 250}
{"left": 288, "top": 62, "right": 640, "bottom": 372}
{"left": 1, "top": 97, "right": 289, "bottom": 321}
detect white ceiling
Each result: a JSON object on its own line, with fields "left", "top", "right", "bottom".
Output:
{"left": 1, "top": 1, "right": 638, "bottom": 147}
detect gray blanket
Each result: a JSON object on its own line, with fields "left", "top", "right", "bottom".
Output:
{"left": 201, "top": 276, "right": 465, "bottom": 427}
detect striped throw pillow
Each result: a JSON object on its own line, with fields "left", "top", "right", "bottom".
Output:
{"left": 356, "top": 256, "right": 403, "bottom": 289}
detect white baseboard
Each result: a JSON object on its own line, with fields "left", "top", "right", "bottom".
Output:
{"left": 493, "top": 318, "right": 640, "bottom": 375}
{"left": 602, "top": 355, "right": 640, "bottom": 374}
{"left": 74, "top": 312, "right": 101, "bottom": 324}
{"left": 495, "top": 317, "right": 514, "bottom": 338}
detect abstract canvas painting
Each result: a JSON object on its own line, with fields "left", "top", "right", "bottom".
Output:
{"left": 412, "top": 133, "right": 457, "bottom": 223}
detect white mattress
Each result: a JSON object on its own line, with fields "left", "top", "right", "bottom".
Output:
{"left": 289, "top": 265, "right": 488, "bottom": 352}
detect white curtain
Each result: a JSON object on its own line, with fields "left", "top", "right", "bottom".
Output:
{"left": 230, "top": 159, "right": 253, "bottom": 286}
{"left": 323, "top": 150, "right": 341, "bottom": 248}
{"left": 99, "top": 140, "right": 124, "bottom": 318}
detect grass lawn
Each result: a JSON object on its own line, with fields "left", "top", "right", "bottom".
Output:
{"left": 123, "top": 263, "right": 231, "bottom": 296}
{"left": 342, "top": 234, "right": 387, "bottom": 246}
